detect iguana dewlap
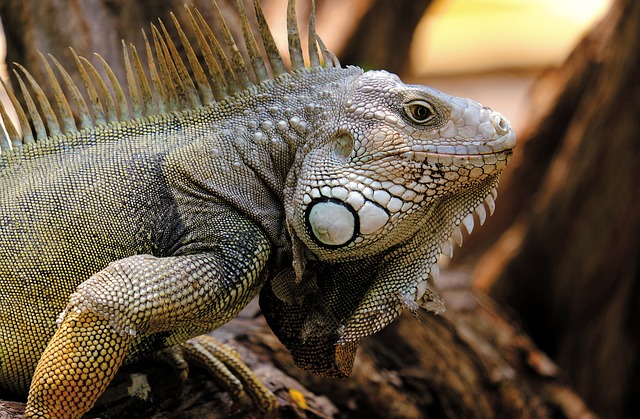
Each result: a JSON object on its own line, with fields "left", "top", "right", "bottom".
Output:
{"left": 0, "top": 0, "right": 515, "bottom": 417}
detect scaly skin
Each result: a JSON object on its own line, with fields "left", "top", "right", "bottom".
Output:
{"left": 0, "top": 1, "right": 515, "bottom": 417}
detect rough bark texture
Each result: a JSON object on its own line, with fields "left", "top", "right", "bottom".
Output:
{"left": 471, "top": 0, "right": 640, "bottom": 417}
{"left": 266, "top": 270, "right": 595, "bottom": 419}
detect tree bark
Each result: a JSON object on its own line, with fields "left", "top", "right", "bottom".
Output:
{"left": 255, "top": 270, "right": 595, "bottom": 418}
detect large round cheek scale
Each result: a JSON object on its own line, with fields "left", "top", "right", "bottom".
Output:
{"left": 308, "top": 201, "right": 356, "bottom": 246}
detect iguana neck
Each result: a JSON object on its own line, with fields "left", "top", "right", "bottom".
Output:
{"left": 164, "top": 66, "right": 363, "bottom": 260}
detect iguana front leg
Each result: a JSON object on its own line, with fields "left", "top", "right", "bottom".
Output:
{"left": 25, "top": 222, "right": 271, "bottom": 418}
{"left": 26, "top": 311, "right": 134, "bottom": 418}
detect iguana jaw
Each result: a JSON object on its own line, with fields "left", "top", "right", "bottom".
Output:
{"left": 261, "top": 171, "right": 507, "bottom": 378}
{"left": 336, "top": 172, "right": 504, "bottom": 345}
{"left": 289, "top": 136, "right": 513, "bottom": 266}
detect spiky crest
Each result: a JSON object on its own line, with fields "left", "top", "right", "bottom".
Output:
{"left": 0, "top": 0, "right": 339, "bottom": 155}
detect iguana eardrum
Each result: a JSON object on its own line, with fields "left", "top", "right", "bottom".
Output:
{"left": 0, "top": 0, "right": 515, "bottom": 417}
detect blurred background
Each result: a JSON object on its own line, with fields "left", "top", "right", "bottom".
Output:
{"left": 410, "top": 0, "right": 612, "bottom": 131}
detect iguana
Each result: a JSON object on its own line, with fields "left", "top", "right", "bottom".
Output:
{"left": 0, "top": 0, "right": 515, "bottom": 417}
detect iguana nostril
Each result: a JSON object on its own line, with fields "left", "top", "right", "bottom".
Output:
{"left": 492, "top": 114, "right": 510, "bottom": 135}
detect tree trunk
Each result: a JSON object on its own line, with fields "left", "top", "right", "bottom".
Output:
{"left": 472, "top": 0, "right": 640, "bottom": 417}
{"left": 340, "top": 0, "right": 433, "bottom": 75}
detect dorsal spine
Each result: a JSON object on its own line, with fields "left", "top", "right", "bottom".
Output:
{"left": 0, "top": 0, "right": 340, "bottom": 156}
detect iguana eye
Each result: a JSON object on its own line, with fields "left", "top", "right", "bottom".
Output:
{"left": 404, "top": 100, "right": 435, "bottom": 124}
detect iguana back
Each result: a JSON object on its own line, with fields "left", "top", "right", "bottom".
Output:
{"left": 0, "top": 61, "right": 358, "bottom": 394}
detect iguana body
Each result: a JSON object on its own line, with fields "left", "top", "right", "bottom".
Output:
{"left": 0, "top": 0, "right": 515, "bottom": 417}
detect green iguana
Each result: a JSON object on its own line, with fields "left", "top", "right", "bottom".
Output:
{"left": 0, "top": 0, "right": 515, "bottom": 417}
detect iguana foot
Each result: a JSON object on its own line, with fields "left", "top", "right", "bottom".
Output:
{"left": 158, "top": 335, "right": 277, "bottom": 413}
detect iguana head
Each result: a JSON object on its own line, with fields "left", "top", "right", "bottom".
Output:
{"left": 261, "top": 69, "right": 515, "bottom": 377}
{"left": 288, "top": 69, "right": 514, "bottom": 261}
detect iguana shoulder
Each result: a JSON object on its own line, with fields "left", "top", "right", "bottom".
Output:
{"left": 0, "top": 0, "right": 344, "bottom": 415}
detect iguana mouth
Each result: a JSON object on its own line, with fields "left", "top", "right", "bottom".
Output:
{"left": 364, "top": 130, "right": 515, "bottom": 162}
{"left": 404, "top": 127, "right": 516, "bottom": 160}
